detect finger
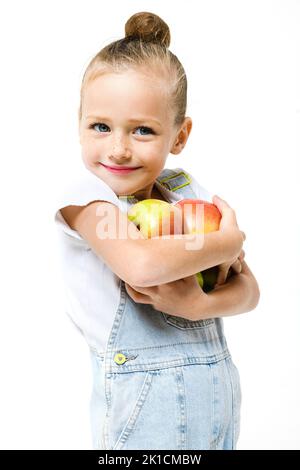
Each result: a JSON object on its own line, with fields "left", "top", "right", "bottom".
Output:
{"left": 231, "top": 259, "right": 242, "bottom": 274}
{"left": 213, "top": 196, "right": 238, "bottom": 228}
{"left": 127, "top": 284, "right": 153, "bottom": 294}
{"left": 212, "top": 195, "right": 231, "bottom": 208}
{"left": 124, "top": 283, "right": 151, "bottom": 304}
{"left": 216, "top": 264, "right": 231, "bottom": 286}
{"left": 212, "top": 196, "right": 231, "bottom": 217}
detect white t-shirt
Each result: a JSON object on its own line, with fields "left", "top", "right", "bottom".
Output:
{"left": 54, "top": 165, "right": 213, "bottom": 353}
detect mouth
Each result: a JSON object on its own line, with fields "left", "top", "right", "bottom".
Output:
{"left": 100, "top": 163, "right": 142, "bottom": 174}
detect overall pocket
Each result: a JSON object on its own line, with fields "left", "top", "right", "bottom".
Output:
{"left": 107, "top": 366, "right": 194, "bottom": 450}
{"left": 161, "top": 313, "right": 214, "bottom": 330}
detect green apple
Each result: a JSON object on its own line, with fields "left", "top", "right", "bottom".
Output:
{"left": 196, "top": 272, "right": 204, "bottom": 288}
{"left": 127, "top": 199, "right": 182, "bottom": 239}
{"left": 201, "top": 267, "right": 218, "bottom": 293}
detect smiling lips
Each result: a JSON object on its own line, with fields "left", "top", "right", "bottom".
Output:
{"left": 100, "top": 163, "right": 142, "bottom": 174}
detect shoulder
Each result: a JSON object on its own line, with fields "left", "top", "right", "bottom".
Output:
{"left": 61, "top": 167, "right": 119, "bottom": 205}
{"left": 54, "top": 166, "right": 120, "bottom": 238}
{"left": 60, "top": 205, "right": 85, "bottom": 231}
{"left": 185, "top": 169, "right": 213, "bottom": 202}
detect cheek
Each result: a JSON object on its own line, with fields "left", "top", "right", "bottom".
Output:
{"left": 138, "top": 140, "right": 166, "bottom": 158}
{"left": 81, "top": 139, "right": 101, "bottom": 159}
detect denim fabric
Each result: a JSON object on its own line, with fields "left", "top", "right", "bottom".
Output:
{"left": 89, "top": 281, "right": 241, "bottom": 450}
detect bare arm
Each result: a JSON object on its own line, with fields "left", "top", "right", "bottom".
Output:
{"left": 60, "top": 197, "right": 244, "bottom": 288}
{"left": 125, "top": 259, "right": 260, "bottom": 320}
{"left": 136, "top": 230, "right": 242, "bottom": 287}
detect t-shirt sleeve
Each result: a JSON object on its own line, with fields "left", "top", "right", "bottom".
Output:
{"left": 54, "top": 170, "right": 121, "bottom": 241}
{"left": 183, "top": 169, "right": 214, "bottom": 203}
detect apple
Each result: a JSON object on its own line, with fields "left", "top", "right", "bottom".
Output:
{"left": 175, "top": 199, "right": 221, "bottom": 234}
{"left": 127, "top": 197, "right": 223, "bottom": 292}
{"left": 196, "top": 271, "right": 204, "bottom": 288}
{"left": 127, "top": 199, "right": 182, "bottom": 239}
{"left": 175, "top": 199, "right": 221, "bottom": 292}
{"left": 201, "top": 267, "right": 218, "bottom": 293}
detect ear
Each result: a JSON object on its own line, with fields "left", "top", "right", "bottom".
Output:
{"left": 170, "top": 117, "right": 192, "bottom": 155}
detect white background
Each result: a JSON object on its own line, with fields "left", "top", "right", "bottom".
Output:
{"left": 0, "top": 0, "right": 299, "bottom": 449}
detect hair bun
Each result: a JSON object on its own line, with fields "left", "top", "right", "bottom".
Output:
{"left": 125, "top": 11, "right": 170, "bottom": 48}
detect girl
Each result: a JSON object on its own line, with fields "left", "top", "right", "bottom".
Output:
{"left": 54, "top": 11, "right": 260, "bottom": 450}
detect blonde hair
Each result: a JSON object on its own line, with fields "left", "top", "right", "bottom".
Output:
{"left": 78, "top": 11, "right": 187, "bottom": 129}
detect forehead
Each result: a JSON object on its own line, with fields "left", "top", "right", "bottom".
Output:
{"left": 82, "top": 71, "right": 171, "bottom": 122}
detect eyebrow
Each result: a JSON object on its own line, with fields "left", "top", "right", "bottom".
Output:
{"left": 85, "top": 115, "right": 162, "bottom": 127}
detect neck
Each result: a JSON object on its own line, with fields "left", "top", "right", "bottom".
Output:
{"left": 131, "top": 182, "right": 155, "bottom": 201}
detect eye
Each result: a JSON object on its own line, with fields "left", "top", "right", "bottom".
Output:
{"left": 88, "top": 123, "right": 155, "bottom": 135}
{"left": 89, "top": 123, "right": 110, "bottom": 133}
{"left": 134, "top": 126, "right": 154, "bottom": 136}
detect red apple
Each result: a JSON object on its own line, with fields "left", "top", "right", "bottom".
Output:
{"left": 175, "top": 199, "right": 221, "bottom": 291}
{"left": 175, "top": 199, "right": 221, "bottom": 234}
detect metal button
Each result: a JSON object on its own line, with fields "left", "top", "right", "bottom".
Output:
{"left": 114, "top": 353, "right": 127, "bottom": 365}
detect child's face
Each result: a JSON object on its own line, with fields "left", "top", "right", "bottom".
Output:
{"left": 79, "top": 70, "right": 192, "bottom": 199}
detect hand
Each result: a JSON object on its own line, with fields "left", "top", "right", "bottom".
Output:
{"left": 125, "top": 275, "right": 207, "bottom": 321}
{"left": 212, "top": 195, "right": 246, "bottom": 258}
{"left": 216, "top": 248, "right": 246, "bottom": 286}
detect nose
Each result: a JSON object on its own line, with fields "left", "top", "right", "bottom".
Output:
{"left": 109, "top": 132, "right": 132, "bottom": 163}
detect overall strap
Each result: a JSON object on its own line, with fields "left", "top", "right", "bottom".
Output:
{"left": 156, "top": 168, "right": 197, "bottom": 199}
{"left": 118, "top": 194, "right": 140, "bottom": 212}
{"left": 117, "top": 168, "right": 197, "bottom": 212}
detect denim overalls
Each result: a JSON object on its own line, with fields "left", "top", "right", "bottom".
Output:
{"left": 89, "top": 169, "right": 241, "bottom": 450}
